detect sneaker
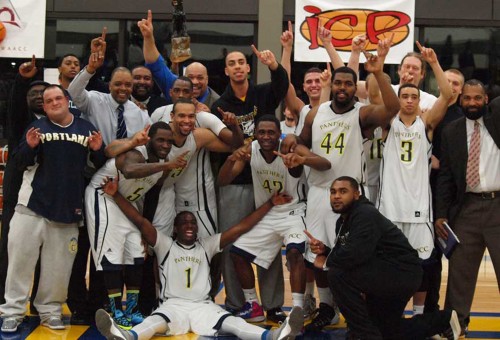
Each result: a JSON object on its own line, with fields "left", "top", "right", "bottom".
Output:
{"left": 237, "top": 301, "right": 265, "bottom": 323}
{"left": 305, "top": 302, "right": 335, "bottom": 332}
{"left": 303, "top": 294, "right": 317, "bottom": 320}
{"left": 114, "top": 310, "right": 133, "bottom": 330}
{"left": 271, "top": 306, "right": 303, "bottom": 340}
{"left": 95, "top": 309, "right": 134, "bottom": 340}
{"left": 41, "top": 316, "right": 65, "bottom": 330}
{"left": 127, "top": 311, "right": 144, "bottom": 326}
{"left": 1, "top": 318, "right": 22, "bottom": 333}
{"left": 267, "top": 307, "right": 287, "bottom": 324}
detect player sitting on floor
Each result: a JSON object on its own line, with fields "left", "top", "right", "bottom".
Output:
{"left": 95, "top": 175, "right": 303, "bottom": 340}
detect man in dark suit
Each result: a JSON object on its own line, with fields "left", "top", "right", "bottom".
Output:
{"left": 435, "top": 79, "right": 500, "bottom": 336}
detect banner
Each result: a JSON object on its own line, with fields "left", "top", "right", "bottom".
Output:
{"left": 0, "top": 0, "right": 46, "bottom": 58}
{"left": 295, "top": 0, "right": 415, "bottom": 64}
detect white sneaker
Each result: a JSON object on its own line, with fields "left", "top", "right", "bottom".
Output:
{"left": 95, "top": 309, "right": 134, "bottom": 340}
{"left": 272, "top": 306, "right": 303, "bottom": 340}
{"left": 448, "top": 310, "right": 461, "bottom": 340}
{"left": 303, "top": 294, "right": 316, "bottom": 321}
{"left": 1, "top": 317, "right": 22, "bottom": 333}
{"left": 41, "top": 316, "right": 65, "bottom": 330}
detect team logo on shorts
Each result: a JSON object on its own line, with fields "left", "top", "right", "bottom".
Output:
{"left": 68, "top": 237, "right": 78, "bottom": 254}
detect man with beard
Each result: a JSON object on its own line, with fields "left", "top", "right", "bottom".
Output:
{"left": 130, "top": 66, "right": 167, "bottom": 116}
{"left": 282, "top": 38, "right": 399, "bottom": 331}
{"left": 435, "top": 79, "right": 500, "bottom": 336}
{"left": 307, "top": 177, "right": 460, "bottom": 340}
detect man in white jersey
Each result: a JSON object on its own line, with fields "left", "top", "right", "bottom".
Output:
{"left": 282, "top": 37, "right": 400, "bottom": 331}
{"left": 218, "top": 115, "right": 331, "bottom": 321}
{"left": 85, "top": 122, "right": 188, "bottom": 330}
{"left": 377, "top": 42, "right": 452, "bottom": 316}
{"left": 95, "top": 177, "right": 303, "bottom": 340}
{"left": 150, "top": 76, "right": 243, "bottom": 300}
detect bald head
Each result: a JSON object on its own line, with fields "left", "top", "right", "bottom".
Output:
{"left": 185, "top": 62, "right": 209, "bottom": 98}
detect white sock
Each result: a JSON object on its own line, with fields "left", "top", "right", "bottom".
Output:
{"left": 305, "top": 282, "right": 315, "bottom": 296}
{"left": 220, "top": 315, "right": 265, "bottom": 340}
{"left": 132, "top": 315, "right": 168, "bottom": 340}
{"left": 292, "top": 293, "right": 304, "bottom": 308}
{"left": 413, "top": 305, "right": 424, "bottom": 315}
{"left": 243, "top": 288, "right": 259, "bottom": 303}
{"left": 317, "top": 287, "right": 333, "bottom": 306}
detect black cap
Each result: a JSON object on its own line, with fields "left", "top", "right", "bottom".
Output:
{"left": 28, "top": 80, "right": 50, "bottom": 90}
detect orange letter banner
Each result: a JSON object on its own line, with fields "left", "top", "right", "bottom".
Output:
{"left": 295, "top": 0, "right": 415, "bottom": 64}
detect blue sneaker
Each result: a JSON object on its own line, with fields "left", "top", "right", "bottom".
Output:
{"left": 237, "top": 301, "right": 265, "bottom": 322}
{"left": 128, "top": 311, "right": 144, "bottom": 326}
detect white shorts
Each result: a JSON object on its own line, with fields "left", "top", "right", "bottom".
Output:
{"left": 85, "top": 187, "right": 144, "bottom": 270}
{"left": 153, "top": 299, "right": 230, "bottom": 336}
{"left": 232, "top": 212, "right": 307, "bottom": 269}
{"left": 393, "top": 222, "right": 435, "bottom": 260}
{"left": 304, "top": 186, "right": 339, "bottom": 264}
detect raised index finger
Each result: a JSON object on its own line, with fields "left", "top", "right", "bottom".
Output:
{"left": 326, "top": 61, "right": 331, "bottom": 73}
{"left": 288, "top": 20, "right": 292, "bottom": 33}
{"left": 143, "top": 124, "right": 151, "bottom": 134}
{"left": 304, "top": 230, "right": 317, "bottom": 243}
{"left": 147, "top": 9, "right": 153, "bottom": 23}
{"left": 31, "top": 54, "right": 36, "bottom": 65}
{"left": 251, "top": 44, "right": 261, "bottom": 57}
{"left": 101, "top": 27, "right": 107, "bottom": 41}
{"left": 415, "top": 41, "right": 424, "bottom": 52}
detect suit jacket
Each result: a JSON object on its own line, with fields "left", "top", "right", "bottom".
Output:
{"left": 436, "top": 107, "right": 500, "bottom": 223}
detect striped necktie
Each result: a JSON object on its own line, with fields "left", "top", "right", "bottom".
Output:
{"left": 116, "top": 104, "right": 127, "bottom": 139}
{"left": 466, "top": 120, "right": 481, "bottom": 188}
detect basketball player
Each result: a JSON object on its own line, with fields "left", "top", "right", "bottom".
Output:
{"left": 95, "top": 177, "right": 304, "bottom": 340}
{"left": 377, "top": 42, "right": 452, "bottom": 315}
{"left": 85, "top": 122, "right": 188, "bottom": 329}
{"left": 282, "top": 36, "right": 400, "bottom": 331}
{"left": 218, "top": 114, "right": 331, "bottom": 321}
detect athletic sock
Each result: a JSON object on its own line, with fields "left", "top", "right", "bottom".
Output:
{"left": 242, "top": 288, "right": 259, "bottom": 303}
{"left": 317, "top": 287, "right": 333, "bottom": 306}
{"left": 108, "top": 292, "right": 123, "bottom": 316}
{"left": 292, "top": 293, "right": 304, "bottom": 308}
{"left": 305, "top": 281, "right": 315, "bottom": 296}
{"left": 413, "top": 305, "right": 424, "bottom": 315}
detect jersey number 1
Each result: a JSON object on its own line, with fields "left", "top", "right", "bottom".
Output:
{"left": 185, "top": 267, "right": 191, "bottom": 288}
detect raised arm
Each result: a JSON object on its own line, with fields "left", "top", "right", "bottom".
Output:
{"left": 102, "top": 176, "right": 158, "bottom": 246}
{"left": 417, "top": 41, "right": 453, "bottom": 135}
{"left": 139, "top": 10, "right": 178, "bottom": 100}
{"left": 280, "top": 21, "right": 306, "bottom": 118}
{"left": 219, "top": 192, "right": 292, "bottom": 248}
{"left": 216, "top": 108, "right": 244, "bottom": 149}
{"left": 194, "top": 127, "right": 232, "bottom": 153}
{"left": 319, "top": 63, "right": 332, "bottom": 104}
{"left": 318, "top": 25, "right": 344, "bottom": 70}
{"left": 347, "top": 34, "right": 367, "bottom": 76}
{"left": 217, "top": 144, "right": 250, "bottom": 186}
{"left": 360, "top": 35, "right": 400, "bottom": 129}
{"left": 105, "top": 125, "right": 150, "bottom": 158}
{"left": 115, "top": 149, "right": 188, "bottom": 179}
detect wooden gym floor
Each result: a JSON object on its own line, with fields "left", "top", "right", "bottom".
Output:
{"left": 0, "top": 252, "right": 498, "bottom": 340}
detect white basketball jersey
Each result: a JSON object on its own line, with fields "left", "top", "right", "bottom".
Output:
{"left": 174, "top": 112, "right": 225, "bottom": 212}
{"left": 89, "top": 145, "right": 163, "bottom": 204}
{"left": 295, "top": 105, "right": 311, "bottom": 136}
{"left": 309, "top": 101, "right": 367, "bottom": 188}
{"left": 365, "top": 127, "right": 384, "bottom": 187}
{"left": 154, "top": 233, "right": 221, "bottom": 302}
{"left": 377, "top": 116, "right": 432, "bottom": 223}
{"left": 250, "top": 141, "right": 307, "bottom": 216}
{"left": 150, "top": 104, "right": 173, "bottom": 124}
{"left": 164, "top": 133, "right": 196, "bottom": 185}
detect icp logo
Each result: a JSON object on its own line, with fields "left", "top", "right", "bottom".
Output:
{"left": 300, "top": 6, "right": 411, "bottom": 52}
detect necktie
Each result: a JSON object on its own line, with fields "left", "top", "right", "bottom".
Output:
{"left": 116, "top": 104, "right": 127, "bottom": 139}
{"left": 466, "top": 120, "right": 481, "bottom": 188}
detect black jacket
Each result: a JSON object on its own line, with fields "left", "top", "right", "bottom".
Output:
{"left": 211, "top": 63, "right": 289, "bottom": 184}
{"left": 326, "top": 197, "right": 421, "bottom": 271}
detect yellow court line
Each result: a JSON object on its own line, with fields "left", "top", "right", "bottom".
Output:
{"left": 469, "top": 317, "right": 500, "bottom": 332}
{"left": 26, "top": 325, "right": 88, "bottom": 340}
